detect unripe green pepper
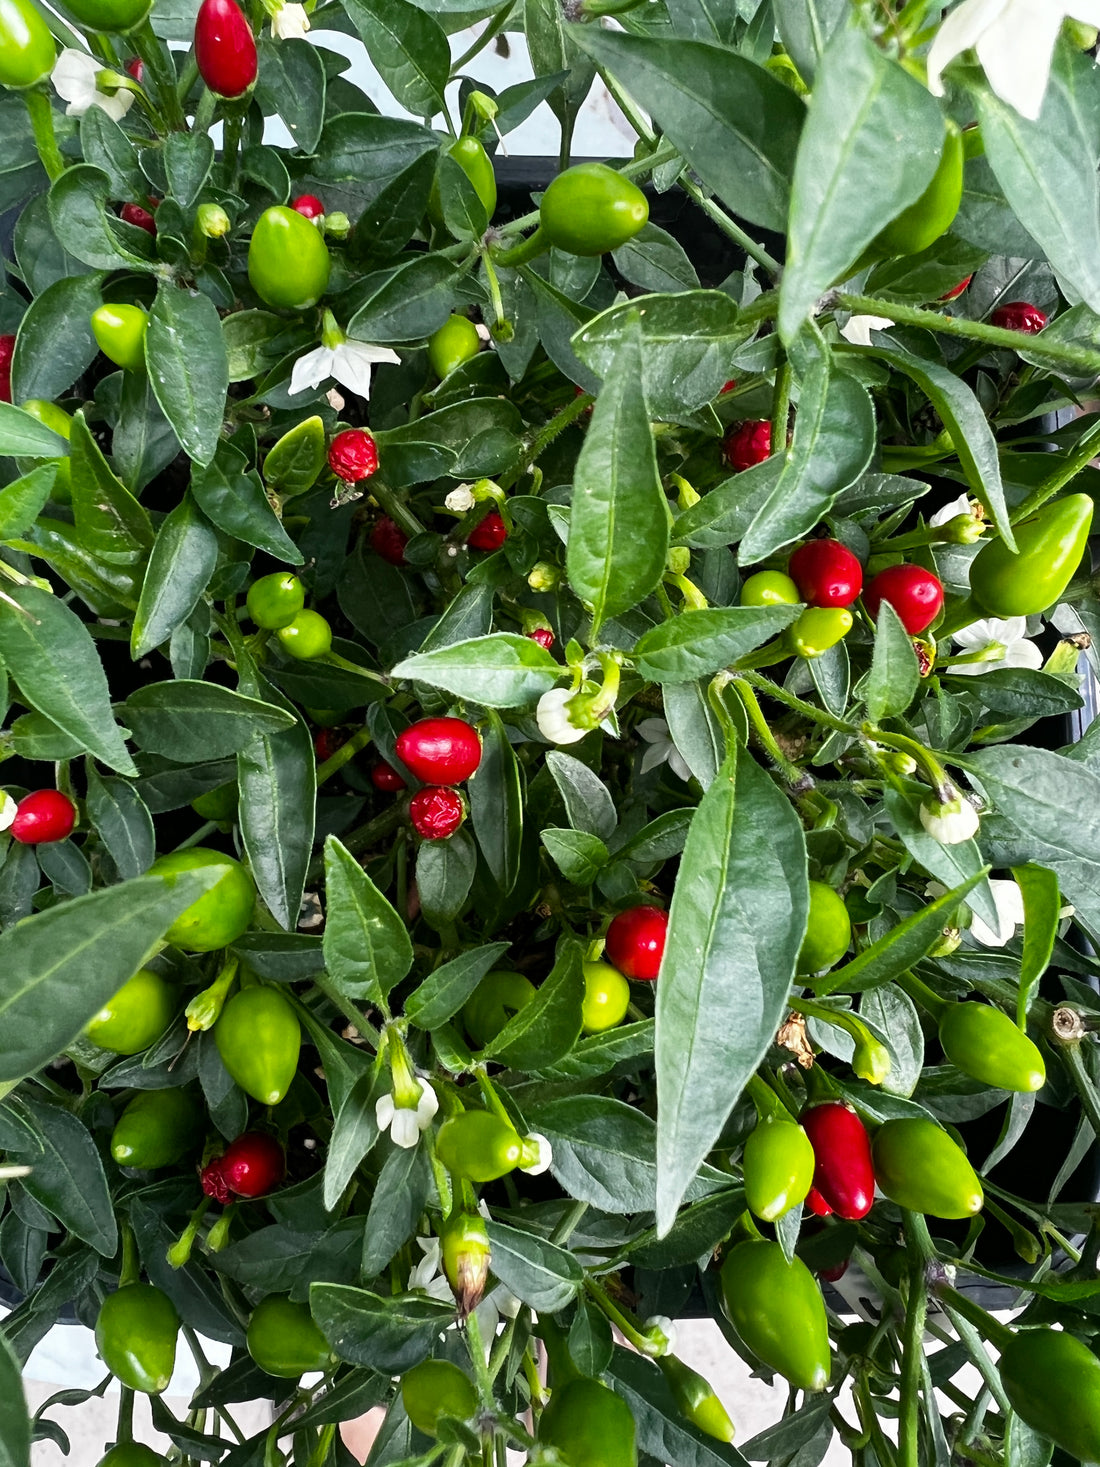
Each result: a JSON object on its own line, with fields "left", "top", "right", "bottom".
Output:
{"left": 95, "top": 1284, "right": 179, "bottom": 1394}
{"left": 871, "top": 121, "right": 964, "bottom": 258}
{"left": 91, "top": 304, "right": 148, "bottom": 373}
{"left": 798, "top": 880, "right": 851, "bottom": 974}
{"left": 247, "top": 205, "right": 331, "bottom": 311}
{"left": 98, "top": 1446, "right": 169, "bottom": 1467}
{"left": 190, "top": 782, "right": 238, "bottom": 822}
{"left": 719, "top": 1240, "right": 830, "bottom": 1392}
{"left": 246, "top": 1296, "right": 333, "bottom": 1378}
{"left": 430, "top": 136, "right": 497, "bottom": 229}
{"left": 111, "top": 1087, "right": 203, "bottom": 1169}
{"left": 939, "top": 1002, "right": 1046, "bottom": 1093}
{"left": 147, "top": 847, "right": 255, "bottom": 952}
{"left": 659, "top": 1355, "right": 735, "bottom": 1443}
{"left": 740, "top": 570, "right": 800, "bottom": 608}
{"left": 440, "top": 1208, "right": 491, "bottom": 1317}
{"left": 463, "top": 969, "right": 537, "bottom": 1046}
{"left": 743, "top": 1115, "right": 815, "bottom": 1222}
{"left": 435, "top": 1110, "right": 537, "bottom": 1182}
{"left": 539, "top": 1376, "right": 638, "bottom": 1467}
{"left": 999, "top": 1328, "right": 1100, "bottom": 1462}
{"left": 85, "top": 967, "right": 178, "bottom": 1055}
{"left": 401, "top": 1358, "right": 478, "bottom": 1437}
{"left": 245, "top": 571, "right": 305, "bottom": 630}
{"left": 969, "top": 493, "right": 1093, "bottom": 617}
{"left": 539, "top": 163, "right": 649, "bottom": 257}
{"left": 871, "top": 1118, "right": 983, "bottom": 1219}
{"left": 56, "top": 0, "right": 150, "bottom": 34}
{"left": 0, "top": 0, "right": 56, "bottom": 88}
{"left": 786, "top": 607, "right": 852, "bottom": 660}
{"left": 19, "top": 400, "right": 73, "bottom": 502}
{"left": 214, "top": 985, "right": 301, "bottom": 1105}
{"left": 428, "top": 314, "right": 480, "bottom": 379}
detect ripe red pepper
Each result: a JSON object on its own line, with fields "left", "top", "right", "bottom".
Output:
{"left": 805, "top": 1186, "right": 832, "bottom": 1217}
{"left": 194, "top": 0, "right": 257, "bottom": 98}
{"left": 124, "top": 56, "right": 144, "bottom": 81}
{"left": 371, "top": 760, "right": 407, "bottom": 792}
{"left": 801, "top": 1102, "right": 875, "bottom": 1221}
{"left": 724, "top": 420, "right": 771, "bottom": 472}
{"left": 395, "top": 717, "right": 482, "bottom": 785}
{"left": 527, "top": 626, "right": 555, "bottom": 650}
{"left": 314, "top": 728, "right": 343, "bottom": 762}
{"left": 991, "top": 300, "right": 1047, "bottom": 334}
{"left": 292, "top": 193, "right": 325, "bottom": 221}
{"left": 410, "top": 786, "right": 465, "bottom": 839}
{"left": 120, "top": 202, "right": 156, "bottom": 235}
{"left": 863, "top": 564, "right": 944, "bottom": 635}
{"left": 605, "top": 905, "right": 668, "bottom": 981}
{"left": 328, "top": 428, "right": 378, "bottom": 484}
{"left": 720, "top": 378, "right": 737, "bottom": 394}
{"left": 11, "top": 789, "right": 76, "bottom": 844}
{"left": 0, "top": 335, "right": 14, "bottom": 404}
{"left": 467, "top": 510, "right": 507, "bottom": 551}
{"left": 201, "top": 1132, "right": 284, "bottom": 1202}
{"left": 370, "top": 515, "right": 408, "bottom": 566}
{"left": 939, "top": 275, "right": 972, "bottom": 302}
{"left": 788, "top": 539, "right": 863, "bottom": 609}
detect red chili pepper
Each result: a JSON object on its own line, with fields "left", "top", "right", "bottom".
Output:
{"left": 292, "top": 193, "right": 325, "bottom": 221}
{"left": 371, "top": 759, "right": 407, "bottom": 792}
{"left": 605, "top": 905, "right": 668, "bottom": 982}
{"left": 724, "top": 420, "right": 771, "bottom": 472}
{"left": 396, "top": 717, "right": 481, "bottom": 784}
{"left": 527, "top": 626, "right": 554, "bottom": 650}
{"left": 720, "top": 378, "right": 737, "bottom": 394}
{"left": 370, "top": 515, "right": 408, "bottom": 566}
{"left": 991, "top": 300, "right": 1047, "bottom": 334}
{"left": 11, "top": 789, "right": 76, "bottom": 845}
{"left": 409, "top": 786, "right": 465, "bottom": 840}
{"left": 801, "top": 1102, "right": 875, "bottom": 1221}
{"left": 328, "top": 428, "right": 378, "bottom": 484}
{"left": 467, "top": 511, "right": 507, "bottom": 551}
{"left": 203, "top": 1132, "right": 284, "bottom": 1201}
{"left": 313, "top": 728, "right": 343, "bottom": 762}
{"left": 0, "top": 334, "right": 14, "bottom": 403}
{"left": 788, "top": 539, "right": 863, "bottom": 609}
{"left": 939, "top": 275, "right": 972, "bottom": 302}
{"left": 194, "top": 0, "right": 257, "bottom": 99}
{"left": 124, "top": 55, "right": 144, "bottom": 81}
{"left": 120, "top": 202, "right": 156, "bottom": 235}
{"left": 863, "top": 564, "right": 944, "bottom": 635}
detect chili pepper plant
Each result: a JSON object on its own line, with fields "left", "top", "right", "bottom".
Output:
{"left": 3, "top": 1, "right": 1100, "bottom": 1464}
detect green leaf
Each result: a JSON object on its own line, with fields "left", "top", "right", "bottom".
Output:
{"left": 485, "top": 1220, "right": 583, "bottom": 1312}
{"left": 664, "top": 679, "right": 724, "bottom": 789}
{"left": 310, "top": 1284, "right": 450, "bottom": 1375}
{"left": 47, "top": 165, "right": 156, "bottom": 272}
{"left": 84, "top": 768, "right": 155, "bottom": 880}
{"left": 468, "top": 711, "right": 523, "bottom": 899}
{"left": 977, "top": 47, "right": 1100, "bottom": 319}
{"left": 778, "top": 20, "right": 944, "bottom": 343}
{"left": 0, "top": 865, "right": 220, "bottom": 1082}
{"left": 773, "top": 0, "right": 846, "bottom": 86}
{"left": 131, "top": 493, "right": 219, "bottom": 659}
{"left": 6, "top": 1098, "right": 116, "bottom": 1257}
{"left": 607, "top": 1348, "right": 745, "bottom": 1467}
{"left": 343, "top": 0, "right": 449, "bottom": 117}
{"left": 9, "top": 709, "right": 83, "bottom": 761}
{"left": 864, "top": 601, "right": 920, "bottom": 722}
{"left": 362, "top": 1143, "right": 432, "bottom": 1279}
{"left": 123, "top": 680, "right": 296, "bottom": 761}
{"left": 310, "top": 114, "right": 439, "bottom": 263}
{"left": 570, "top": 28, "right": 803, "bottom": 233}
{"left": 739, "top": 359, "right": 876, "bottom": 561}
{"left": 416, "top": 828, "right": 477, "bottom": 930}
{"left": 0, "top": 582, "right": 136, "bottom": 775}
{"left": 857, "top": 344, "right": 1014, "bottom": 549}
{"left": 0, "top": 1327, "right": 30, "bottom": 1467}
{"left": 546, "top": 750, "right": 617, "bottom": 840}
{"left": 191, "top": 444, "right": 304, "bottom": 563}
{"left": 633, "top": 606, "right": 801, "bottom": 684}
{"left": 69, "top": 410, "right": 154, "bottom": 560}
{"left": 323, "top": 1069, "right": 386, "bottom": 1212}
{"left": 147, "top": 283, "right": 230, "bottom": 467}
{"left": 323, "top": 835, "right": 414, "bottom": 1002}
{"left": 814, "top": 871, "right": 990, "bottom": 997}
{"left": 80, "top": 107, "right": 143, "bottom": 201}
{"left": 884, "top": 789, "right": 1000, "bottom": 933}
{"left": 572, "top": 290, "right": 753, "bottom": 420}
{"left": 9, "top": 274, "right": 105, "bottom": 405}
{"left": 0, "top": 403, "right": 67, "bottom": 459}
{"left": 348, "top": 255, "right": 461, "bottom": 344}
{"left": 403, "top": 942, "right": 511, "bottom": 1030}
{"left": 566, "top": 311, "right": 668, "bottom": 635}
{"left": 673, "top": 456, "right": 785, "bottom": 550}
{"left": 541, "top": 828, "right": 609, "bottom": 885}
{"left": 263, "top": 415, "right": 326, "bottom": 498}
{"left": 655, "top": 747, "right": 808, "bottom": 1234}
{"left": 392, "top": 633, "right": 559, "bottom": 708}
{"left": 0, "top": 466, "right": 58, "bottom": 540}
{"left": 483, "top": 938, "right": 584, "bottom": 1070}
{"left": 533, "top": 1020, "right": 655, "bottom": 1082}
{"left": 1013, "top": 863, "right": 1060, "bottom": 1025}
{"left": 255, "top": 36, "right": 326, "bottom": 153}
{"left": 162, "top": 129, "right": 214, "bottom": 206}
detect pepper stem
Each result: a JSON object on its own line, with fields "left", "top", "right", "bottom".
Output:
{"left": 489, "top": 224, "right": 549, "bottom": 269}
{"left": 23, "top": 89, "right": 64, "bottom": 182}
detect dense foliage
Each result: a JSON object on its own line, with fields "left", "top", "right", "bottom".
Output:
{"left": 3, "top": 0, "right": 1100, "bottom": 1464}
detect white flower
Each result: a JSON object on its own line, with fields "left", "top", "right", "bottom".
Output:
{"left": 52, "top": 49, "right": 135, "bottom": 121}
{"left": 637, "top": 717, "right": 692, "bottom": 783}
{"left": 375, "top": 1077, "right": 438, "bottom": 1149}
{"left": 840, "top": 314, "right": 892, "bottom": 346}
{"left": 290, "top": 339, "right": 400, "bottom": 400}
{"left": 536, "top": 687, "right": 588, "bottom": 745}
{"left": 928, "top": 0, "right": 1100, "bottom": 122}
{"left": 0, "top": 792, "right": 16, "bottom": 833}
{"left": 950, "top": 616, "right": 1042, "bottom": 676}
{"left": 445, "top": 485, "right": 476, "bottom": 513}
{"left": 518, "top": 1132, "right": 553, "bottom": 1176}
{"left": 970, "top": 878, "right": 1026, "bottom": 946}
{"left": 408, "top": 1236, "right": 454, "bottom": 1300}
{"left": 271, "top": 1, "right": 309, "bottom": 37}
{"left": 930, "top": 492, "right": 972, "bottom": 529}
{"left": 642, "top": 1315, "right": 678, "bottom": 1358}
{"left": 920, "top": 788, "right": 981, "bottom": 845}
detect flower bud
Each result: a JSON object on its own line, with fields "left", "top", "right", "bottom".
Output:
{"left": 196, "top": 203, "right": 230, "bottom": 239}
{"left": 852, "top": 1033, "right": 892, "bottom": 1086}
{"left": 440, "top": 1211, "right": 491, "bottom": 1319}
{"left": 937, "top": 512, "right": 987, "bottom": 545}
{"left": 919, "top": 789, "right": 980, "bottom": 845}
{"left": 528, "top": 561, "right": 561, "bottom": 592}
{"left": 666, "top": 546, "right": 690, "bottom": 575}
{"left": 536, "top": 687, "right": 587, "bottom": 745}
{"left": 323, "top": 211, "right": 351, "bottom": 240}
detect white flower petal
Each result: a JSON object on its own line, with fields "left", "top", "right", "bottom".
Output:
{"left": 271, "top": 2, "right": 309, "bottom": 37}
{"left": 289, "top": 345, "right": 334, "bottom": 396}
{"left": 975, "top": 0, "right": 1064, "bottom": 120}
{"left": 667, "top": 747, "right": 693, "bottom": 783}
{"left": 970, "top": 879, "right": 1025, "bottom": 946}
{"left": 0, "top": 792, "right": 16, "bottom": 832}
{"left": 391, "top": 1108, "right": 421, "bottom": 1148}
{"left": 536, "top": 687, "right": 587, "bottom": 744}
{"left": 927, "top": 0, "right": 1012, "bottom": 95}
{"left": 840, "top": 314, "right": 893, "bottom": 346}
{"left": 638, "top": 741, "right": 669, "bottom": 776}
{"left": 930, "top": 493, "right": 972, "bottom": 529}
{"left": 415, "top": 1078, "right": 439, "bottom": 1127}
{"left": 333, "top": 341, "right": 399, "bottom": 399}
{"left": 375, "top": 1093, "right": 395, "bottom": 1130}
{"left": 636, "top": 717, "right": 670, "bottom": 744}
{"left": 920, "top": 796, "right": 980, "bottom": 845}
{"left": 520, "top": 1132, "right": 553, "bottom": 1176}
{"left": 999, "top": 639, "right": 1043, "bottom": 671}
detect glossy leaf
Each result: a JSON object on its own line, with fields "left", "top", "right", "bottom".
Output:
{"left": 147, "top": 283, "right": 230, "bottom": 467}
{"left": 123, "top": 680, "right": 296, "bottom": 761}
{"left": 84, "top": 768, "right": 155, "bottom": 880}
{"left": 0, "top": 404, "right": 67, "bottom": 459}
{"left": 343, "top": 0, "right": 449, "bottom": 117}
{"left": 10, "top": 274, "right": 105, "bottom": 405}
{"left": 392, "top": 633, "right": 559, "bottom": 708}
{"left": 546, "top": 750, "right": 617, "bottom": 841}
{"left": 5, "top": 1098, "right": 115, "bottom": 1257}
{"left": 191, "top": 443, "right": 304, "bottom": 563}
{"left": 864, "top": 601, "right": 920, "bottom": 723}
{"left": 482, "top": 938, "right": 584, "bottom": 1070}
{"left": 310, "top": 1285, "right": 450, "bottom": 1374}
{"left": 0, "top": 1328, "right": 30, "bottom": 1467}
{"left": 633, "top": 606, "right": 801, "bottom": 684}
{"left": 1012, "top": 863, "right": 1060, "bottom": 1026}
{"left": 468, "top": 711, "right": 523, "bottom": 899}
{"left": 69, "top": 410, "right": 154, "bottom": 560}
{"left": 403, "top": 942, "right": 511, "bottom": 1030}
{"left": 323, "top": 835, "right": 414, "bottom": 1002}
{"left": 485, "top": 1221, "right": 583, "bottom": 1312}
{"left": 131, "top": 494, "right": 219, "bottom": 659}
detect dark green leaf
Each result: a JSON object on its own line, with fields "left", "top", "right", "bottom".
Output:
{"left": 310, "top": 1284, "right": 450, "bottom": 1374}
{"left": 864, "top": 601, "right": 920, "bottom": 722}
{"left": 634, "top": 607, "right": 801, "bottom": 684}
{"left": 468, "top": 711, "right": 523, "bottom": 900}
{"left": 343, "top": 0, "right": 449, "bottom": 117}
{"left": 1013, "top": 863, "right": 1060, "bottom": 1024}
{"left": 131, "top": 494, "right": 219, "bottom": 658}
{"left": 9, "top": 274, "right": 105, "bottom": 405}
{"left": 484, "top": 1220, "right": 583, "bottom": 1312}
{"left": 483, "top": 939, "right": 584, "bottom": 1070}
{"left": 191, "top": 445, "right": 304, "bottom": 564}
{"left": 69, "top": 410, "right": 154, "bottom": 560}
{"left": 546, "top": 750, "right": 617, "bottom": 841}
{"left": 123, "top": 681, "right": 295, "bottom": 761}
{"left": 323, "top": 835, "right": 414, "bottom": 1002}
{"left": 540, "top": 828, "right": 608, "bottom": 884}
{"left": 0, "top": 1327, "right": 31, "bottom": 1467}
{"left": 362, "top": 1143, "right": 431, "bottom": 1277}
{"left": 392, "top": 633, "right": 559, "bottom": 708}
{"left": 84, "top": 768, "right": 155, "bottom": 879}
{"left": 147, "top": 284, "right": 230, "bottom": 467}
{"left": 416, "top": 827, "right": 477, "bottom": 929}
{"left": 5, "top": 1098, "right": 115, "bottom": 1257}
{"left": 403, "top": 943, "right": 511, "bottom": 1030}
{"left": 0, "top": 405, "right": 67, "bottom": 459}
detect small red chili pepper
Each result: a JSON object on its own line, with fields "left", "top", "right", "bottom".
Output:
{"left": 788, "top": 538, "right": 863, "bottom": 609}
{"left": 371, "top": 760, "right": 407, "bottom": 792}
{"left": 805, "top": 1186, "right": 833, "bottom": 1218}
{"left": 724, "top": 420, "right": 771, "bottom": 472}
{"left": 720, "top": 378, "right": 737, "bottom": 394}
{"left": 939, "top": 275, "right": 972, "bottom": 302}
{"left": 120, "top": 202, "right": 156, "bottom": 235}
{"left": 11, "top": 789, "right": 77, "bottom": 845}
{"left": 863, "top": 564, "right": 944, "bottom": 635}
{"left": 395, "top": 717, "right": 481, "bottom": 785}
{"left": 467, "top": 511, "right": 507, "bottom": 551}
{"left": 328, "top": 428, "right": 378, "bottom": 484}
{"left": 801, "top": 1102, "right": 875, "bottom": 1222}
{"left": 370, "top": 515, "right": 408, "bottom": 566}
{"left": 527, "top": 626, "right": 554, "bottom": 650}
{"left": 605, "top": 905, "right": 668, "bottom": 982}
{"left": 194, "top": 0, "right": 257, "bottom": 99}
{"left": 409, "top": 786, "right": 465, "bottom": 840}
{"left": 0, "top": 334, "right": 14, "bottom": 403}
{"left": 203, "top": 1132, "right": 284, "bottom": 1201}
{"left": 990, "top": 300, "right": 1047, "bottom": 334}
{"left": 313, "top": 728, "right": 343, "bottom": 762}
{"left": 124, "top": 56, "right": 144, "bottom": 81}
{"left": 292, "top": 193, "right": 325, "bottom": 221}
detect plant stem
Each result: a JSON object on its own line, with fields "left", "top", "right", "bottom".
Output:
{"left": 835, "top": 292, "right": 1100, "bottom": 376}
{"left": 116, "top": 1388, "right": 135, "bottom": 1444}
{"left": 370, "top": 476, "right": 425, "bottom": 539}
{"left": 732, "top": 678, "right": 805, "bottom": 786}
{"left": 191, "top": 86, "right": 217, "bottom": 134}
{"left": 173, "top": 819, "right": 218, "bottom": 851}
{"left": 733, "top": 668, "right": 858, "bottom": 734}
{"left": 133, "top": 17, "right": 185, "bottom": 130}
{"left": 1054, "top": 1036, "right": 1100, "bottom": 1138}
{"left": 464, "top": 1306, "right": 496, "bottom": 1407}
{"left": 678, "top": 176, "right": 782, "bottom": 278}
{"left": 23, "top": 90, "right": 64, "bottom": 181}
{"left": 584, "top": 1275, "right": 651, "bottom": 1353}
{"left": 898, "top": 1214, "right": 930, "bottom": 1467}
{"left": 451, "top": 2, "right": 515, "bottom": 75}
{"left": 770, "top": 358, "right": 791, "bottom": 450}
{"left": 550, "top": 1198, "right": 588, "bottom": 1246}
{"left": 1012, "top": 416, "right": 1100, "bottom": 523}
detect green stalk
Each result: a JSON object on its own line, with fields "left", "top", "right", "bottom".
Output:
{"left": 898, "top": 1214, "right": 930, "bottom": 1467}
{"left": 133, "top": 17, "right": 185, "bottom": 130}
{"left": 23, "top": 90, "right": 64, "bottom": 181}
{"left": 451, "top": 4, "right": 515, "bottom": 78}
{"left": 679, "top": 176, "right": 783, "bottom": 278}
{"left": 732, "top": 677, "right": 805, "bottom": 786}
{"left": 770, "top": 358, "right": 791, "bottom": 452}
{"left": 1054, "top": 1036, "right": 1100, "bottom": 1138}
{"left": 733, "top": 668, "right": 858, "bottom": 734}
{"left": 1011, "top": 415, "right": 1100, "bottom": 523}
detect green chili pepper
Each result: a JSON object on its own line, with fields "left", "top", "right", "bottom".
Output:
{"left": 870, "top": 1118, "right": 983, "bottom": 1219}
{"left": 539, "top": 1376, "right": 638, "bottom": 1467}
{"left": 719, "top": 1240, "right": 831, "bottom": 1392}
{"left": 95, "top": 1284, "right": 179, "bottom": 1395}
{"left": 743, "top": 1115, "right": 815, "bottom": 1222}
{"left": 110, "top": 1087, "right": 203, "bottom": 1169}
{"left": 214, "top": 985, "right": 301, "bottom": 1106}
{"left": 969, "top": 493, "right": 1093, "bottom": 618}
{"left": 939, "top": 1002, "right": 1046, "bottom": 1093}
{"left": 999, "top": 1328, "right": 1100, "bottom": 1462}
{"left": 0, "top": 0, "right": 56, "bottom": 88}
{"left": 246, "top": 1297, "right": 333, "bottom": 1378}
{"left": 659, "top": 1355, "right": 736, "bottom": 1443}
